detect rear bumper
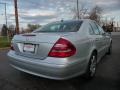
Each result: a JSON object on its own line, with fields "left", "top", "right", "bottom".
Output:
{"left": 7, "top": 51, "right": 88, "bottom": 80}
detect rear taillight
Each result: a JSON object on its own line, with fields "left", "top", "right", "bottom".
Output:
{"left": 48, "top": 38, "right": 76, "bottom": 58}
{"left": 10, "top": 43, "right": 14, "bottom": 50}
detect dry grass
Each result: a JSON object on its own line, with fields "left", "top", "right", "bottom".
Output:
{"left": 0, "top": 36, "right": 11, "bottom": 48}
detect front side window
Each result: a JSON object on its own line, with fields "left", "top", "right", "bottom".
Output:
{"left": 96, "top": 24, "right": 105, "bottom": 35}
{"left": 34, "top": 21, "right": 83, "bottom": 33}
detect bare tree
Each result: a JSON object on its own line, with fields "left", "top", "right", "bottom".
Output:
{"left": 27, "top": 24, "right": 41, "bottom": 32}
{"left": 100, "top": 17, "right": 115, "bottom": 32}
{"left": 8, "top": 25, "right": 15, "bottom": 37}
{"left": 71, "top": 1, "right": 88, "bottom": 20}
{"left": 71, "top": 2, "right": 103, "bottom": 24}
{"left": 72, "top": 7, "right": 88, "bottom": 19}
{"left": 89, "top": 6, "right": 103, "bottom": 24}
{"left": 1, "top": 24, "right": 8, "bottom": 36}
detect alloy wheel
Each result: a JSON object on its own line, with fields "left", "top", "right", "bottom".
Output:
{"left": 90, "top": 55, "right": 97, "bottom": 77}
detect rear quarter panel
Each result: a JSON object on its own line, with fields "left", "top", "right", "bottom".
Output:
{"left": 63, "top": 31, "right": 91, "bottom": 65}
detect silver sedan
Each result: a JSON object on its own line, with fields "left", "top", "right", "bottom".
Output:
{"left": 7, "top": 19, "right": 112, "bottom": 80}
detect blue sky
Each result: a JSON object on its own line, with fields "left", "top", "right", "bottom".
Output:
{"left": 0, "top": 0, "right": 120, "bottom": 28}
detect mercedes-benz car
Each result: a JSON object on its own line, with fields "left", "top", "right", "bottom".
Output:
{"left": 7, "top": 19, "right": 112, "bottom": 80}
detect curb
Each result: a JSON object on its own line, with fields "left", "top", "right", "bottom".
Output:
{"left": 0, "top": 47, "right": 10, "bottom": 50}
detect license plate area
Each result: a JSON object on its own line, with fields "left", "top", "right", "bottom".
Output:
{"left": 23, "top": 44, "right": 35, "bottom": 53}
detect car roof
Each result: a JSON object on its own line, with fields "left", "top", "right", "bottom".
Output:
{"left": 51, "top": 19, "right": 93, "bottom": 24}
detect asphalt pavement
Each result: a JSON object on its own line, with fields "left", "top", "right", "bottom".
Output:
{"left": 0, "top": 34, "right": 120, "bottom": 90}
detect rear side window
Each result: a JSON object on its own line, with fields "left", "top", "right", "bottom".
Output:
{"left": 89, "top": 24, "right": 95, "bottom": 35}
{"left": 34, "top": 21, "right": 83, "bottom": 33}
{"left": 90, "top": 22, "right": 100, "bottom": 35}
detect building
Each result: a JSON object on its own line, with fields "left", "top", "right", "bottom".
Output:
{"left": 113, "top": 27, "right": 120, "bottom": 32}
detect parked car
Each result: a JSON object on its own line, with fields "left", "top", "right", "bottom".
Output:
{"left": 7, "top": 19, "right": 112, "bottom": 80}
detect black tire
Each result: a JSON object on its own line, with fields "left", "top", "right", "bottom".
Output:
{"left": 107, "top": 43, "right": 112, "bottom": 55}
{"left": 84, "top": 52, "right": 97, "bottom": 79}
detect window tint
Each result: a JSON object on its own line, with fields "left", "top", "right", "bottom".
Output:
{"left": 90, "top": 22, "right": 100, "bottom": 35}
{"left": 34, "top": 21, "right": 83, "bottom": 33}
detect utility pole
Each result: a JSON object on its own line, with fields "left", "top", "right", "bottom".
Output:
{"left": 0, "top": 2, "right": 7, "bottom": 27}
{"left": 5, "top": 3, "right": 7, "bottom": 26}
{"left": 0, "top": 2, "right": 9, "bottom": 42}
{"left": 77, "top": 0, "right": 79, "bottom": 19}
{"left": 14, "top": 0, "right": 19, "bottom": 34}
{"left": 4, "top": 3, "right": 9, "bottom": 42}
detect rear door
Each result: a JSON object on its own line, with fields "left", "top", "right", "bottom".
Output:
{"left": 96, "top": 24, "right": 110, "bottom": 49}
{"left": 90, "top": 22, "right": 104, "bottom": 59}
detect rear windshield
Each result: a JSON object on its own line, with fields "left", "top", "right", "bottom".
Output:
{"left": 34, "top": 21, "right": 83, "bottom": 33}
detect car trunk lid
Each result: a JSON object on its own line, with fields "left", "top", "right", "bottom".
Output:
{"left": 12, "top": 33, "right": 73, "bottom": 60}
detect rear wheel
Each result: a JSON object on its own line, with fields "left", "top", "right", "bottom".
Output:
{"left": 84, "top": 52, "right": 97, "bottom": 79}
